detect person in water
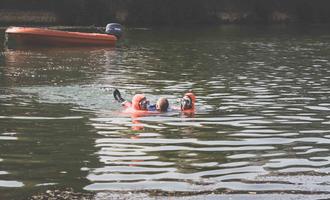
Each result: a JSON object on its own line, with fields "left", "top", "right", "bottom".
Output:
{"left": 113, "top": 88, "right": 195, "bottom": 112}
{"left": 180, "top": 91, "right": 196, "bottom": 111}
{"left": 157, "top": 97, "right": 169, "bottom": 112}
{"left": 130, "top": 94, "right": 149, "bottom": 111}
{"left": 114, "top": 89, "right": 169, "bottom": 112}
{"left": 147, "top": 97, "right": 169, "bottom": 112}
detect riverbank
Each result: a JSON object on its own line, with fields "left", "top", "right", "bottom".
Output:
{"left": 27, "top": 188, "right": 330, "bottom": 200}
{"left": 1, "top": 0, "right": 330, "bottom": 26}
{"left": 0, "top": 10, "right": 57, "bottom": 25}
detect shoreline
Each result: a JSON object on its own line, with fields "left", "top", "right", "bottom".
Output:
{"left": 26, "top": 188, "right": 330, "bottom": 200}
{"left": 2, "top": 1, "right": 330, "bottom": 26}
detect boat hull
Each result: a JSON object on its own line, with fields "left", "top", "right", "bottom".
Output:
{"left": 5, "top": 27, "right": 117, "bottom": 47}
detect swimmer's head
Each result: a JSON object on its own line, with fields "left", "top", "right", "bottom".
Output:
{"left": 132, "top": 94, "right": 149, "bottom": 110}
{"left": 156, "top": 97, "right": 169, "bottom": 112}
{"left": 180, "top": 91, "right": 196, "bottom": 111}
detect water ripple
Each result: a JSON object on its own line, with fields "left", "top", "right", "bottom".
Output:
{"left": 2, "top": 27, "right": 330, "bottom": 196}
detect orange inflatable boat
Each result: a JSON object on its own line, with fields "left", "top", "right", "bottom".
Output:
{"left": 5, "top": 26, "right": 120, "bottom": 47}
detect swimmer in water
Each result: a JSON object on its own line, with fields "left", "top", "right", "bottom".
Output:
{"left": 148, "top": 97, "right": 169, "bottom": 112}
{"left": 114, "top": 89, "right": 169, "bottom": 112}
{"left": 156, "top": 97, "right": 169, "bottom": 112}
{"left": 180, "top": 91, "right": 196, "bottom": 111}
{"left": 131, "top": 94, "right": 149, "bottom": 111}
{"left": 113, "top": 89, "right": 170, "bottom": 131}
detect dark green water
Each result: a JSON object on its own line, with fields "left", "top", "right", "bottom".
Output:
{"left": 1, "top": 25, "right": 330, "bottom": 199}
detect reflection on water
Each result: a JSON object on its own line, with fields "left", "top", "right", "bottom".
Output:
{"left": 1, "top": 26, "right": 330, "bottom": 198}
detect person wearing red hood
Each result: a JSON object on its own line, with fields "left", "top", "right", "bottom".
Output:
{"left": 131, "top": 94, "right": 149, "bottom": 110}
{"left": 113, "top": 89, "right": 168, "bottom": 112}
{"left": 180, "top": 91, "right": 196, "bottom": 111}
{"left": 113, "top": 89, "right": 193, "bottom": 112}
{"left": 130, "top": 94, "right": 169, "bottom": 112}
{"left": 121, "top": 93, "right": 149, "bottom": 111}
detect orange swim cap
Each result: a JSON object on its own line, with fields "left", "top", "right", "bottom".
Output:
{"left": 180, "top": 92, "right": 196, "bottom": 111}
{"left": 132, "top": 94, "right": 146, "bottom": 110}
{"left": 184, "top": 92, "right": 196, "bottom": 104}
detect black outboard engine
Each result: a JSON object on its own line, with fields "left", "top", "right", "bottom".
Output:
{"left": 105, "top": 23, "right": 123, "bottom": 39}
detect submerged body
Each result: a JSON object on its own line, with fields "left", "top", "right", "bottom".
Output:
{"left": 121, "top": 95, "right": 168, "bottom": 114}
{"left": 113, "top": 89, "right": 195, "bottom": 115}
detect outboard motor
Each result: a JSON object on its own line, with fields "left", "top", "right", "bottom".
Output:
{"left": 105, "top": 23, "right": 123, "bottom": 39}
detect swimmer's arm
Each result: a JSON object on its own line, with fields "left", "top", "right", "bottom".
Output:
{"left": 122, "top": 101, "right": 132, "bottom": 108}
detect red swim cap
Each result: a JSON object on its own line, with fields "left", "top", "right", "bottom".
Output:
{"left": 184, "top": 92, "right": 196, "bottom": 104}
{"left": 132, "top": 94, "right": 146, "bottom": 110}
{"left": 180, "top": 92, "right": 196, "bottom": 111}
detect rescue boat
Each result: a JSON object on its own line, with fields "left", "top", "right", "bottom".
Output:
{"left": 5, "top": 23, "right": 123, "bottom": 47}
